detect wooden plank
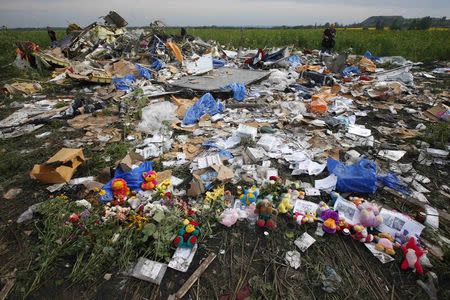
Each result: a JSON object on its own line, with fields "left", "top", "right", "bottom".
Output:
{"left": 169, "top": 252, "right": 217, "bottom": 300}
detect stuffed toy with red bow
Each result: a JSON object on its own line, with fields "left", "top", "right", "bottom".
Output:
{"left": 141, "top": 171, "right": 157, "bottom": 190}
{"left": 351, "top": 225, "right": 374, "bottom": 243}
{"left": 111, "top": 178, "right": 129, "bottom": 205}
{"left": 401, "top": 237, "right": 425, "bottom": 275}
{"left": 173, "top": 219, "right": 200, "bottom": 248}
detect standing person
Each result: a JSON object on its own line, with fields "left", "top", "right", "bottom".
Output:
{"left": 47, "top": 27, "right": 57, "bottom": 43}
{"left": 180, "top": 27, "right": 187, "bottom": 39}
{"left": 321, "top": 23, "right": 336, "bottom": 54}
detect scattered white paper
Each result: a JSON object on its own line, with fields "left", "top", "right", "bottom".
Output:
{"left": 424, "top": 205, "right": 439, "bottom": 230}
{"left": 412, "top": 180, "right": 430, "bottom": 193}
{"left": 308, "top": 161, "right": 327, "bottom": 176}
{"left": 285, "top": 250, "right": 301, "bottom": 269}
{"left": 348, "top": 124, "right": 372, "bottom": 137}
{"left": 236, "top": 124, "right": 258, "bottom": 140}
{"left": 295, "top": 232, "right": 316, "bottom": 252}
{"left": 168, "top": 244, "right": 198, "bottom": 272}
{"left": 197, "top": 154, "right": 222, "bottom": 169}
{"left": 305, "top": 188, "right": 321, "bottom": 196}
{"left": 378, "top": 150, "right": 406, "bottom": 162}
{"left": 171, "top": 176, "right": 184, "bottom": 187}
{"left": 294, "top": 200, "right": 319, "bottom": 214}
{"left": 315, "top": 174, "right": 338, "bottom": 191}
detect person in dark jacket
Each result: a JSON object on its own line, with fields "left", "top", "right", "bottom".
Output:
{"left": 321, "top": 24, "right": 336, "bottom": 53}
{"left": 47, "top": 27, "right": 57, "bottom": 43}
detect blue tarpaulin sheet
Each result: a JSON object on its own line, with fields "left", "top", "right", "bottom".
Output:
{"left": 183, "top": 93, "right": 224, "bottom": 125}
{"left": 100, "top": 161, "right": 154, "bottom": 202}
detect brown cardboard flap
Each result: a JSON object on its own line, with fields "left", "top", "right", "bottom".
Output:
{"left": 30, "top": 148, "right": 84, "bottom": 184}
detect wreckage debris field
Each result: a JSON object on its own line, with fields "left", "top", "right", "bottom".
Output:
{"left": 0, "top": 14, "right": 449, "bottom": 300}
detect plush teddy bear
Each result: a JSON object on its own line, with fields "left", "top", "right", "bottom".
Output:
{"left": 255, "top": 198, "right": 277, "bottom": 229}
{"left": 337, "top": 216, "right": 351, "bottom": 233}
{"left": 240, "top": 186, "right": 259, "bottom": 206}
{"left": 358, "top": 201, "right": 383, "bottom": 228}
{"left": 401, "top": 237, "right": 425, "bottom": 275}
{"left": 173, "top": 219, "right": 200, "bottom": 248}
{"left": 141, "top": 170, "right": 158, "bottom": 190}
{"left": 293, "top": 211, "right": 317, "bottom": 225}
{"left": 375, "top": 232, "right": 396, "bottom": 255}
{"left": 317, "top": 201, "right": 329, "bottom": 217}
{"left": 351, "top": 224, "right": 374, "bottom": 243}
{"left": 111, "top": 178, "right": 130, "bottom": 205}
{"left": 278, "top": 193, "right": 293, "bottom": 214}
{"left": 321, "top": 209, "right": 340, "bottom": 234}
{"left": 349, "top": 196, "right": 364, "bottom": 207}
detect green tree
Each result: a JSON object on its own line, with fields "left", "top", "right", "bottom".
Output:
{"left": 375, "top": 20, "right": 384, "bottom": 31}
{"left": 408, "top": 20, "right": 418, "bottom": 30}
{"left": 390, "top": 19, "right": 403, "bottom": 30}
{"left": 417, "top": 16, "right": 432, "bottom": 30}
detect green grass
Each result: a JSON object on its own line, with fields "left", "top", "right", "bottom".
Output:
{"left": 173, "top": 28, "right": 450, "bottom": 62}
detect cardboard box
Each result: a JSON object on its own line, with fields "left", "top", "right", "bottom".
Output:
{"left": 187, "top": 164, "right": 233, "bottom": 197}
{"left": 30, "top": 148, "right": 84, "bottom": 184}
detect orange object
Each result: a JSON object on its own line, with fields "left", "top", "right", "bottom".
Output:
{"left": 358, "top": 57, "right": 376, "bottom": 73}
{"left": 309, "top": 99, "right": 328, "bottom": 114}
{"left": 166, "top": 42, "right": 183, "bottom": 63}
{"left": 311, "top": 91, "right": 336, "bottom": 103}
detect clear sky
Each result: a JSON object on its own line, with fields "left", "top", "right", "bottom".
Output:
{"left": 1, "top": 0, "right": 449, "bottom": 28}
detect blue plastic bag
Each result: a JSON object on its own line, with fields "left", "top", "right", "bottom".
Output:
{"left": 223, "top": 82, "right": 246, "bottom": 102}
{"left": 342, "top": 66, "right": 360, "bottom": 77}
{"left": 213, "top": 59, "right": 225, "bottom": 68}
{"left": 327, "top": 158, "right": 377, "bottom": 193}
{"left": 287, "top": 55, "right": 302, "bottom": 66}
{"left": 151, "top": 58, "right": 165, "bottom": 71}
{"left": 377, "top": 173, "right": 411, "bottom": 195}
{"left": 135, "top": 64, "right": 152, "bottom": 80}
{"left": 100, "top": 161, "right": 154, "bottom": 202}
{"left": 364, "top": 51, "right": 381, "bottom": 62}
{"left": 113, "top": 75, "right": 136, "bottom": 91}
{"left": 183, "top": 93, "right": 224, "bottom": 125}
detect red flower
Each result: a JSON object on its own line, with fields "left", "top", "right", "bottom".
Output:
{"left": 69, "top": 213, "right": 80, "bottom": 223}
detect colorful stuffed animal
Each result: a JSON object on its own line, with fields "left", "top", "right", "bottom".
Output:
{"left": 111, "top": 178, "right": 130, "bottom": 205}
{"left": 321, "top": 209, "right": 339, "bottom": 234}
{"left": 401, "top": 237, "right": 425, "bottom": 275}
{"left": 294, "top": 211, "right": 317, "bottom": 225}
{"left": 375, "top": 232, "right": 396, "bottom": 255}
{"left": 173, "top": 219, "right": 200, "bottom": 248}
{"left": 358, "top": 201, "right": 383, "bottom": 228}
{"left": 240, "top": 186, "right": 259, "bottom": 206}
{"left": 278, "top": 193, "right": 293, "bottom": 214}
{"left": 317, "top": 201, "right": 329, "bottom": 217}
{"left": 351, "top": 225, "right": 374, "bottom": 243}
{"left": 254, "top": 198, "right": 277, "bottom": 229}
{"left": 289, "top": 189, "right": 305, "bottom": 201}
{"left": 337, "top": 217, "right": 351, "bottom": 233}
{"left": 141, "top": 170, "right": 158, "bottom": 190}
{"left": 349, "top": 196, "right": 364, "bottom": 207}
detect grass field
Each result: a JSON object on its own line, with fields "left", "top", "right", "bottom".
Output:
{"left": 181, "top": 28, "right": 450, "bottom": 62}
{"left": 0, "top": 28, "right": 449, "bottom": 73}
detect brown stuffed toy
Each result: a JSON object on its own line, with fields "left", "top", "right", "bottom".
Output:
{"left": 254, "top": 198, "right": 278, "bottom": 229}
